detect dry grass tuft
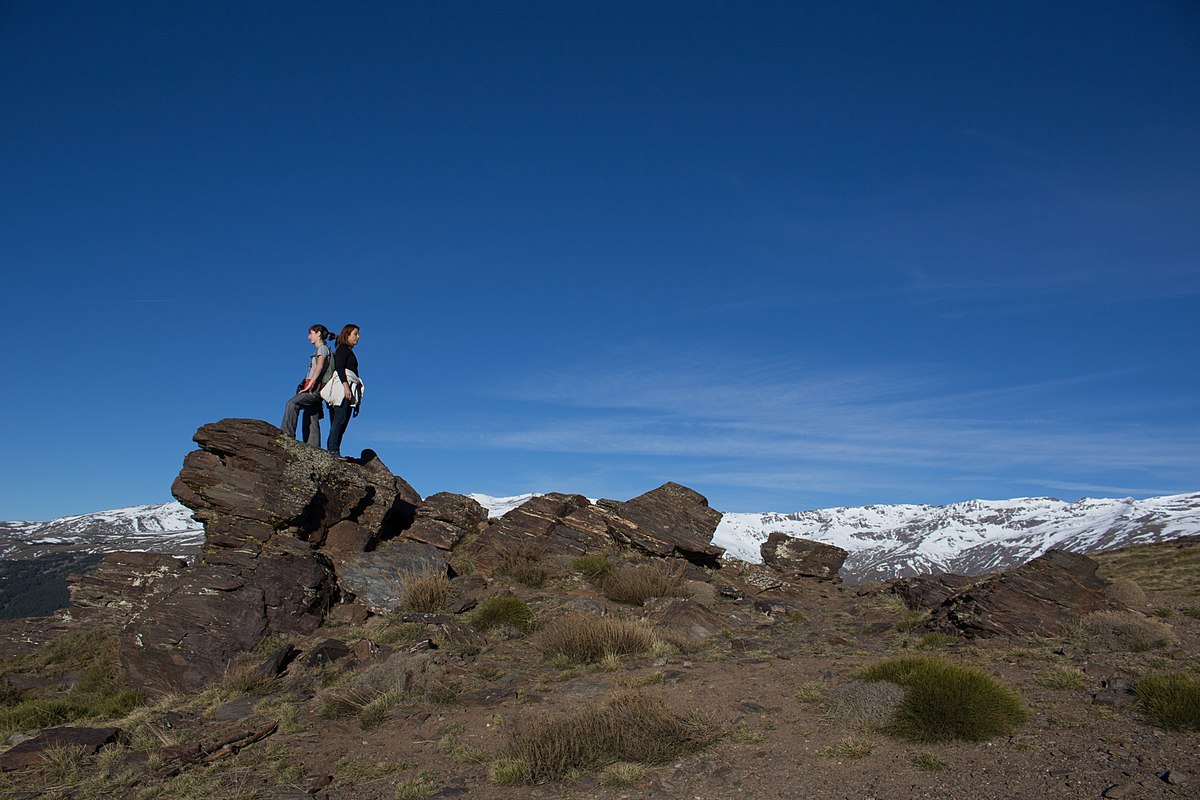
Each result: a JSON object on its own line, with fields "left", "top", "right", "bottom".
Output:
{"left": 401, "top": 570, "right": 452, "bottom": 612}
{"left": 911, "top": 751, "right": 950, "bottom": 771}
{"left": 824, "top": 680, "right": 906, "bottom": 728}
{"left": 1077, "top": 610, "right": 1174, "bottom": 652}
{"left": 492, "top": 547, "right": 550, "bottom": 588}
{"left": 498, "top": 690, "right": 719, "bottom": 783}
{"left": 819, "top": 736, "right": 873, "bottom": 759}
{"left": 596, "top": 561, "right": 690, "bottom": 605}
{"left": 536, "top": 614, "right": 657, "bottom": 664}
{"left": 1035, "top": 666, "right": 1087, "bottom": 691}
{"left": 1104, "top": 579, "right": 1147, "bottom": 609}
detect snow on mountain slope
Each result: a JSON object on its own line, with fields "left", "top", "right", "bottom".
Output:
{"left": 714, "top": 492, "right": 1200, "bottom": 582}
{"left": 3, "top": 491, "right": 1198, "bottom": 583}
{"left": 0, "top": 503, "right": 203, "bottom": 560}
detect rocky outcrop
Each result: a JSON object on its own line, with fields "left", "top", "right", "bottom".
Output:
{"left": 468, "top": 484, "right": 725, "bottom": 573}
{"left": 927, "top": 550, "right": 1117, "bottom": 638}
{"left": 109, "top": 418, "right": 425, "bottom": 691}
{"left": 602, "top": 482, "right": 725, "bottom": 564}
{"left": 892, "top": 573, "right": 975, "bottom": 610}
{"left": 403, "top": 492, "right": 489, "bottom": 551}
{"left": 68, "top": 418, "right": 728, "bottom": 692}
{"left": 759, "top": 532, "right": 847, "bottom": 582}
{"left": 171, "top": 419, "right": 419, "bottom": 555}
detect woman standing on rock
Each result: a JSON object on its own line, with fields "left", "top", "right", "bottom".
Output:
{"left": 325, "top": 323, "right": 363, "bottom": 457}
{"left": 281, "top": 324, "right": 335, "bottom": 447}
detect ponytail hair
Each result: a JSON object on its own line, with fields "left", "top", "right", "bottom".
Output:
{"left": 309, "top": 324, "right": 334, "bottom": 342}
{"left": 336, "top": 324, "right": 360, "bottom": 347}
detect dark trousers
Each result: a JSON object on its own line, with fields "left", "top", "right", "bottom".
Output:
{"left": 327, "top": 402, "right": 353, "bottom": 455}
{"left": 281, "top": 391, "right": 323, "bottom": 446}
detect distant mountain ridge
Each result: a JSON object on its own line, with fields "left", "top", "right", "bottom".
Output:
{"left": 3, "top": 492, "right": 1199, "bottom": 586}
{"left": 714, "top": 492, "right": 1200, "bottom": 582}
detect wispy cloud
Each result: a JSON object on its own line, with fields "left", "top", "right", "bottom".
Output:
{"left": 374, "top": 351, "right": 1199, "bottom": 504}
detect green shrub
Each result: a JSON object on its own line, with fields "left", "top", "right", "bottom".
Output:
{"left": 499, "top": 690, "right": 718, "bottom": 783}
{"left": 571, "top": 554, "right": 615, "bottom": 581}
{"left": 858, "top": 656, "right": 1027, "bottom": 742}
{"left": 536, "top": 614, "right": 656, "bottom": 664}
{"left": 470, "top": 596, "right": 534, "bottom": 632}
{"left": 1134, "top": 671, "right": 1200, "bottom": 731}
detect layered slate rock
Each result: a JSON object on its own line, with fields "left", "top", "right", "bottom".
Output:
{"left": 67, "top": 552, "right": 189, "bottom": 627}
{"left": 760, "top": 532, "right": 847, "bottom": 582}
{"left": 602, "top": 483, "right": 725, "bottom": 565}
{"left": 927, "top": 550, "right": 1117, "bottom": 638}
{"left": 467, "top": 483, "right": 725, "bottom": 573}
{"left": 336, "top": 541, "right": 449, "bottom": 613}
{"left": 171, "top": 420, "right": 419, "bottom": 554}
{"left": 468, "top": 493, "right": 604, "bottom": 571}
{"left": 404, "top": 492, "right": 489, "bottom": 551}
{"left": 109, "top": 417, "right": 425, "bottom": 691}
{"left": 892, "top": 573, "right": 975, "bottom": 611}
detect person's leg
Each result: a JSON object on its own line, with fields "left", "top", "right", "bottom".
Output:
{"left": 327, "top": 402, "right": 351, "bottom": 455}
{"left": 297, "top": 393, "right": 323, "bottom": 447}
{"left": 281, "top": 394, "right": 304, "bottom": 438}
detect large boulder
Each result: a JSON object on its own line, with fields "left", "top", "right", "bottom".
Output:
{"left": 760, "top": 532, "right": 847, "bottom": 582}
{"left": 171, "top": 419, "right": 419, "bottom": 554}
{"left": 928, "top": 550, "right": 1117, "bottom": 638}
{"left": 601, "top": 482, "right": 725, "bottom": 565}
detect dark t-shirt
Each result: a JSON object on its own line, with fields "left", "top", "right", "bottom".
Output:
{"left": 333, "top": 344, "right": 358, "bottom": 385}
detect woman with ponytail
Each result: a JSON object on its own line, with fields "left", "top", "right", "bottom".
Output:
{"left": 281, "top": 324, "right": 335, "bottom": 446}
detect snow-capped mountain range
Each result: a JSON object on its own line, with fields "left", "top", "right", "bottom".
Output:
{"left": 3, "top": 492, "right": 1199, "bottom": 583}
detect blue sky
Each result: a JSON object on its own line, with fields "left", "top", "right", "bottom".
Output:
{"left": 2, "top": 1, "right": 1197, "bottom": 520}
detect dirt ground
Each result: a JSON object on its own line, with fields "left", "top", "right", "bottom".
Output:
{"left": 2, "top": 570, "right": 1198, "bottom": 800}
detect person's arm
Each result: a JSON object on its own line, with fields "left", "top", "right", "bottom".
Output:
{"left": 334, "top": 346, "right": 350, "bottom": 386}
{"left": 301, "top": 354, "right": 326, "bottom": 392}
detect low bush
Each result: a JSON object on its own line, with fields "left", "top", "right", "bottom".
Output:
{"left": 497, "top": 690, "right": 719, "bottom": 783}
{"left": 470, "top": 595, "right": 534, "bottom": 632}
{"left": 1134, "top": 671, "right": 1200, "bottom": 731}
{"left": 1078, "top": 610, "right": 1174, "bottom": 652}
{"left": 596, "top": 562, "right": 689, "bottom": 605}
{"left": 858, "top": 655, "right": 1027, "bottom": 742}
{"left": 401, "top": 570, "right": 452, "bottom": 613}
{"left": 536, "top": 614, "right": 656, "bottom": 664}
